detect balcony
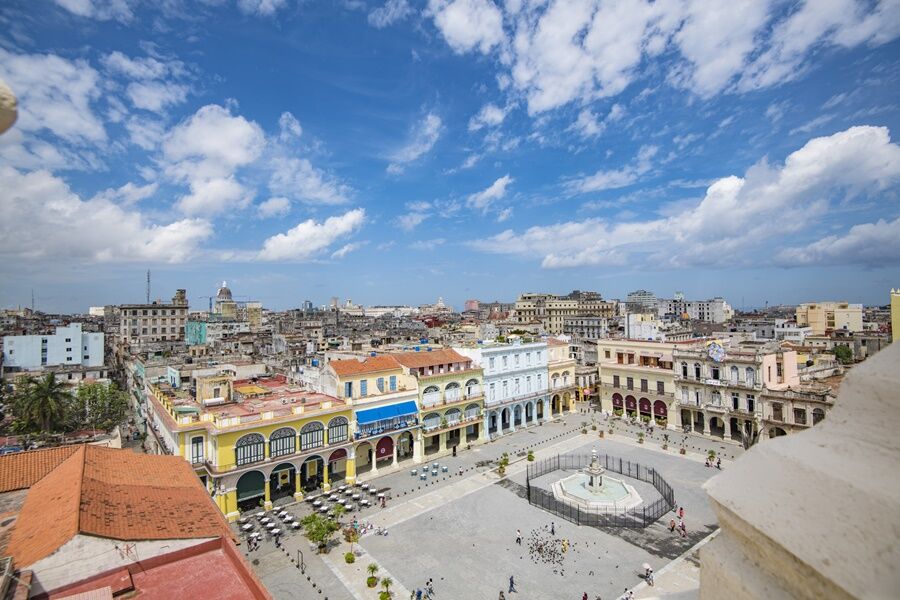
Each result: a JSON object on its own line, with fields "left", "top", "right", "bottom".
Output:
{"left": 355, "top": 416, "right": 419, "bottom": 440}
{"left": 675, "top": 374, "right": 760, "bottom": 391}
{"left": 422, "top": 412, "right": 481, "bottom": 434}
{"left": 483, "top": 388, "right": 548, "bottom": 408}
{"left": 421, "top": 386, "right": 484, "bottom": 409}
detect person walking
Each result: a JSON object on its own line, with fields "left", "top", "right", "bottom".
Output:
{"left": 669, "top": 518, "right": 676, "bottom": 533}
{"left": 515, "top": 529, "right": 522, "bottom": 545}
{"left": 415, "top": 589, "right": 422, "bottom": 600}
{"left": 583, "top": 593, "right": 588, "bottom": 600}
{"left": 678, "top": 506, "right": 684, "bottom": 519}
{"left": 509, "top": 575, "right": 517, "bottom": 593}
{"left": 498, "top": 592, "right": 506, "bottom": 600}
{"left": 646, "top": 567, "right": 654, "bottom": 586}
{"left": 550, "top": 522, "right": 556, "bottom": 535}
{"left": 716, "top": 457, "right": 721, "bottom": 469}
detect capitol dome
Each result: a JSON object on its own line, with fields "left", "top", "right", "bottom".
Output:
{"left": 216, "top": 281, "right": 233, "bottom": 300}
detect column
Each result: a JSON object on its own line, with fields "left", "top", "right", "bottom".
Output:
{"left": 543, "top": 398, "right": 551, "bottom": 422}
{"left": 509, "top": 407, "right": 516, "bottom": 433}
{"left": 413, "top": 431, "right": 424, "bottom": 463}
{"left": 483, "top": 413, "right": 491, "bottom": 440}
{"left": 370, "top": 446, "right": 379, "bottom": 476}
{"left": 345, "top": 448, "right": 357, "bottom": 484}
{"left": 724, "top": 417, "right": 732, "bottom": 440}
{"left": 703, "top": 412, "right": 711, "bottom": 436}
{"left": 264, "top": 480, "right": 272, "bottom": 510}
{"left": 391, "top": 436, "right": 399, "bottom": 467}
{"left": 322, "top": 462, "right": 331, "bottom": 492}
{"left": 294, "top": 467, "right": 304, "bottom": 501}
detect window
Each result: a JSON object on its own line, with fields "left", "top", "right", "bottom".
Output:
{"left": 526, "top": 352, "right": 531, "bottom": 365}
{"left": 328, "top": 416, "right": 349, "bottom": 444}
{"left": 65, "top": 338, "right": 71, "bottom": 342}
{"left": 732, "top": 393, "right": 740, "bottom": 410}
{"left": 66, "top": 347, "right": 72, "bottom": 352}
{"left": 694, "top": 363, "right": 701, "bottom": 379}
{"left": 747, "top": 395, "right": 755, "bottom": 412}
{"left": 360, "top": 380, "right": 368, "bottom": 397}
{"left": 300, "top": 422, "right": 325, "bottom": 450}
{"left": 537, "top": 374, "right": 542, "bottom": 388}
{"left": 613, "top": 375, "right": 620, "bottom": 388}
{"left": 489, "top": 383, "right": 496, "bottom": 401}
{"left": 626, "top": 377, "right": 634, "bottom": 390}
{"left": 812, "top": 408, "right": 825, "bottom": 425}
{"left": 344, "top": 381, "right": 353, "bottom": 398}
{"left": 515, "top": 354, "right": 520, "bottom": 366}
{"left": 657, "top": 381, "right": 665, "bottom": 394}
{"left": 772, "top": 402, "right": 783, "bottom": 421}
{"left": 711, "top": 391, "right": 721, "bottom": 406}
{"left": 681, "top": 388, "right": 688, "bottom": 403}
{"left": 711, "top": 367, "right": 720, "bottom": 380}
{"left": 730, "top": 366, "right": 739, "bottom": 382}
{"left": 640, "top": 379, "right": 648, "bottom": 392}
{"left": 191, "top": 436, "right": 204, "bottom": 463}
{"left": 502, "top": 380, "right": 508, "bottom": 398}
{"left": 794, "top": 408, "right": 807, "bottom": 425}
{"left": 489, "top": 357, "right": 495, "bottom": 369}
{"left": 605, "top": 350, "right": 611, "bottom": 359}
{"left": 502, "top": 356, "right": 508, "bottom": 368}
{"left": 269, "top": 427, "right": 296, "bottom": 458}
{"left": 235, "top": 433, "right": 264, "bottom": 466}
{"left": 526, "top": 376, "right": 532, "bottom": 392}
{"left": 376, "top": 377, "right": 385, "bottom": 392}
{"left": 514, "top": 378, "right": 520, "bottom": 395}
{"left": 84, "top": 355, "right": 89, "bottom": 360}
{"left": 537, "top": 351, "right": 542, "bottom": 362}
{"left": 746, "top": 368, "right": 756, "bottom": 386}
{"left": 389, "top": 375, "right": 397, "bottom": 391}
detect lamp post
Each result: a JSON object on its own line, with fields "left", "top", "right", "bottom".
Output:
{"left": 297, "top": 549, "right": 305, "bottom": 573}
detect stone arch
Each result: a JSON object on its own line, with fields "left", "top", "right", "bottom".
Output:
{"left": 625, "top": 395, "right": 637, "bottom": 415}
{"left": 299, "top": 454, "right": 325, "bottom": 490}
{"left": 639, "top": 397, "right": 651, "bottom": 416}
{"left": 513, "top": 403, "right": 522, "bottom": 426}
{"left": 501, "top": 406, "right": 511, "bottom": 430}
{"left": 812, "top": 408, "right": 825, "bottom": 425}
{"left": 423, "top": 411, "right": 441, "bottom": 431}
{"left": 612, "top": 392, "right": 624, "bottom": 409}
{"left": 355, "top": 442, "right": 374, "bottom": 474}
{"left": 552, "top": 393, "right": 561, "bottom": 415}
{"left": 709, "top": 416, "right": 725, "bottom": 438}
{"left": 464, "top": 403, "right": 480, "bottom": 420}
{"left": 269, "top": 462, "right": 296, "bottom": 503}
{"left": 445, "top": 407, "right": 462, "bottom": 425}
{"left": 445, "top": 381, "right": 460, "bottom": 390}
{"left": 423, "top": 385, "right": 440, "bottom": 394}
{"left": 236, "top": 470, "right": 266, "bottom": 511}
{"left": 375, "top": 436, "right": 394, "bottom": 463}
{"left": 768, "top": 426, "right": 787, "bottom": 438}
{"left": 653, "top": 400, "right": 668, "bottom": 420}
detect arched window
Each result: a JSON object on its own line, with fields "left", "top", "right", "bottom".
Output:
{"left": 464, "top": 403, "right": 480, "bottom": 420}
{"left": 711, "top": 391, "right": 721, "bottom": 406}
{"left": 269, "top": 427, "right": 296, "bottom": 458}
{"left": 423, "top": 385, "right": 440, "bottom": 394}
{"left": 445, "top": 408, "right": 462, "bottom": 425}
{"left": 730, "top": 366, "right": 739, "bottom": 382}
{"left": 681, "top": 362, "right": 688, "bottom": 378}
{"left": 235, "top": 433, "right": 264, "bottom": 466}
{"left": 745, "top": 368, "right": 756, "bottom": 386}
{"left": 300, "top": 421, "right": 324, "bottom": 451}
{"left": 445, "top": 382, "right": 460, "bottom": 390}
{"left": 812, "top": 408, "right": 825, "bottom": 425}
{"left": 328, "top": 416, "right": 349, "bottom": 444}
{"left": 423, "top": 412, "right": 441, "bottom": 430}
{"left": 694, "top": 363, "right": 701, "bottom": 379}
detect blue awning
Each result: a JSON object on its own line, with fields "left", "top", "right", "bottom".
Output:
{"left": 356, "top": 401, "right": 419, "bottom": 425}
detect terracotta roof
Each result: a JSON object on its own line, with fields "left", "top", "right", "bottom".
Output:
{"left": 0, "top": 446, "right": 80, "bottom": 493}
{"left": 546, "top": 338, "right": 569, "bottom": 347}
{"left": 7, "top": 446, "right": 233, "bottom": 568}
{"left": 329, "top": 355, "right": 402, "bottom": 376}
{"left": 393, "top": 349, "right": 471, "bottom": 369}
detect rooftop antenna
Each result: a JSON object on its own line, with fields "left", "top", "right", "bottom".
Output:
{"left": 31, "top": 289, "right": 34, "bottom": 312}
{"left": 146, "top": 270, "right": 151, "bottom": 303}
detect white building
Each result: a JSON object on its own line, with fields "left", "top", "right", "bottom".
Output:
{"left": 454, "top": 340, "right": 550, "bottom": 439}
{"left": 657, "top": 296, "right": 733, "bottom": 323}
{"left": 3, "top": 323, "right": 104, "bottom": 370}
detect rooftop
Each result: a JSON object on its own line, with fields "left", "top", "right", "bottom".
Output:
{"left": 6, "top": 446, "right": 233, "bottom": 568}
{"left": 329, "top": 354, "right": 402, "bottom": 376}
{"left": 393, "top": 348, "right": 472, "bottom": 368}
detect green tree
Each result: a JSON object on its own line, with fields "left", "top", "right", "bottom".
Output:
{"left": 73, "top": 382, "right": 128, "bottom": 432}
{"left": 11, "top": 374, "right": 72, "bottom": 433}
{"left": 380, "top": 576, "right": 393, "bottom": 599}
{"left": 301, "top": 512, "right": 339, "bottom": 553}
{"left": 833, "top": 345, "right": 853, "bottom": 364}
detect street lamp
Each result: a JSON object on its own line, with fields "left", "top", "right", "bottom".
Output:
{"left": 297, "top": 549, "right": 305, "bottom": 573}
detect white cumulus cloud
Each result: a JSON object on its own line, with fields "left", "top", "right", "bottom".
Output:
{"left": 467, "top": 174, "right": 514, "bottom": 211}
{"left": 387, "top": 112, "right": 443, "bottom": 174}
{"left": 257, "top": 208, "right": 366, "bottom": 261}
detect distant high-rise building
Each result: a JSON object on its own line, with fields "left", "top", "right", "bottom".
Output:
{"left": 796, "top": 301, "right": 863, "bottom": 335}
{"left": 515, "top": 291, "right": 616, "bottom": 334}
{"left": 3, "top": 322, "right": 104, "bottom": 370}
{"left": 118, "top": 289, "right": 188, "bottom": 347}
{"left": 626, "top": 289, "right": 657, "bottom": 313}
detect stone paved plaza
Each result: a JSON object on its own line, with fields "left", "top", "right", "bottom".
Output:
{"left": 238, "top": 410, "right": 726, "bottom": 600}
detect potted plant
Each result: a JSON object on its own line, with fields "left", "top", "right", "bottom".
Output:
{"left": 679, "top": 446, "right": 686, "bottom": 455}
{"left": 662, "top": 443, "right": 668, "bottom": 450}
{"left": 614, "top": 408, "right": 623, "bottom": 417}
{"left": 591, "top": 423, "right": 597, "bottom": 430}
{"left": 380, "top": 577, "right": 393, "bottom": 600}
{"left": 366, "top": 563, "right": 379, "bottom": 588}
{"left": 581, "top": 428, "right": 588, "bottom": 434}
{"left": 344, "top": 551, "right": 355, "bottom": 564}
{"left": 527, "top": 450, "right": 534, "bottom": 461}
{"left": 641, "top": 415, "right": 651, "bottom": 423}
{"left": 708, "top": 449, "right": 716, "bottom": 462}
{"left": 598, "top": 430, "right": 605, "bottom": 438}
{"left": 638, "top": 432, "right": 645, "bottom": 444}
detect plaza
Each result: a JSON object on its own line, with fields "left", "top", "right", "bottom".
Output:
{"left": 236, "top": 410, "right": 724, "bottom": 599}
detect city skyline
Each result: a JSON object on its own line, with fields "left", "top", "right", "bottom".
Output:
{"left": 2, "top": 1, "right": 900, "bottom": 312}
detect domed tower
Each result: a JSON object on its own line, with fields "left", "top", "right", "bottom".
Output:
{"left": 214, "top": 281, "right": 236, "bottom": 318}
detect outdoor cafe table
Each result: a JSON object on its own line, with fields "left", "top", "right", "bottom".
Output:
{"left": 312, "top": 500, "right": 322, "bottom": 507}
{"left": 265, "top": 522, "right": 276, "bottom": 530}
{"left": 271, "top": 529, "right": 281, "bottom": 536}
{"left": 241, "top": 523, "right": 254, "bottom": 531}
{"left": 255, "top": 512, "right": 265, "bottom": 518}
{"left": 319, "top": 506, "right": 330, "bottom": 513}
{"left": 344, "top": 489, "right": 354, "bottom": 496}
{"left": 352, "top": 494, "right": 360, "bottom": 500}
{"left": 291, "top": 522, "right": 301, "bottom": 530}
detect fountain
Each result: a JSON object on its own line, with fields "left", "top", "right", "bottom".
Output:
{"left": 550, "top": 448, "right": 643, "bottom": 510}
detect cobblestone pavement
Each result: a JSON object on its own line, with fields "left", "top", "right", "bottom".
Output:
{"left": 237, "top": 410, "right": 721, "bottom": 600}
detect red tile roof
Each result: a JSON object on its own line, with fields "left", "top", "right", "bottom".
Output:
{"left": 0, "top": 446, "right": 80, "bottom": 493}
{"left": 329, "top": 355, "right": 402, "bottom": 376}
{"left": 393, "top": 348, "right": 471, "bottom": 369}
{"left": 7, "top": 446, "right": 233, "bottom": 568}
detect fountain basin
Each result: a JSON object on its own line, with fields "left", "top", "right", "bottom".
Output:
{"left": 551, "top": 473, "right": 643, "bottom": 511}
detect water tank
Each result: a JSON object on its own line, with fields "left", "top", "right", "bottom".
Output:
{"left": 311, "top": 359, "right": 319, "bottom": 367}
{"left": 415, "top": 346, "right": 420, "bottom": 352}
{"left": 370, "top": 352, "right": 377, "bottom": 357}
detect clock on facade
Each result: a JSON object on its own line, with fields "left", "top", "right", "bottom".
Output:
{"left": 707, "top": 341, "right": 726, "bottom": 363}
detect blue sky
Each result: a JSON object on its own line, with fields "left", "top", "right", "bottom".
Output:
{"left": 1, "top": 0, "right": 899, "bottom": 313}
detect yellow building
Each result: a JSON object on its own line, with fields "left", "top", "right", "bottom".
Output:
{"left": 796, "top": 301, "right": 863, "bottom": 335}
{"left": 546, "top": 338, "right": 577, "bottom": 413}
{"left": 891, "top": 288, "right": 900, "bottom": 341}
{"left": 146, "top": 372, "right": 353, "bottom": 522}
{"left": 596, "top": 339, "right": 680, "bottom": 429}
{"left": 394, "top": 349, "right": 485, "bottom": 458}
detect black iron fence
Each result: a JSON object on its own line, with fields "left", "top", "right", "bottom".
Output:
{"left": 525, "top": 454, "right": 676, "bottom": 529}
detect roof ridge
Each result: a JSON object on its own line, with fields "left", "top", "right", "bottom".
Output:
{"left": 75, "top": 446, "right": 87, "bottom": 534}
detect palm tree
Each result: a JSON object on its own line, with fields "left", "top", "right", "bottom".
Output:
{"left": 381, "top": 576, "right": 393, "bottom": 595}
{"left": 14, "top": 374, "right": 71, "bottom": 432}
